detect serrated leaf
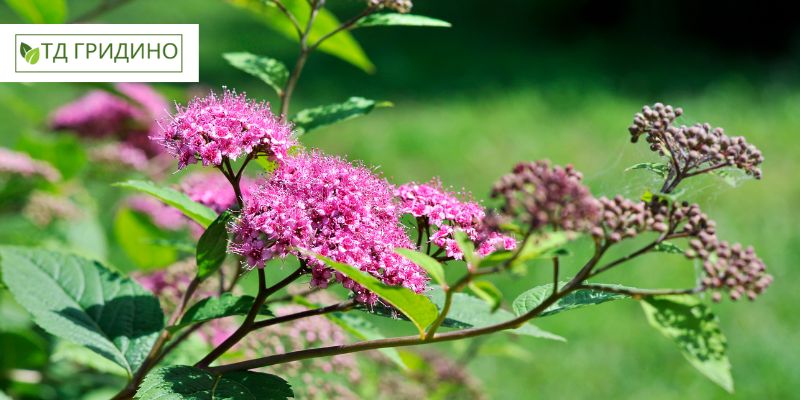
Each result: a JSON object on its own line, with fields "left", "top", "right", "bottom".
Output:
{"left": 223, "top": 52, "right": 289, "bottom": 96}
{"left": 641, "top": 295, "right": 733, "bottom": 392}
{"left": 5, "top": 0, "right": 67, "bottom": 23}
{"left": 512, "top": 282, "right": 629, "bottom": 317}
{"left": 114, "top": 180, "right": 218, "bottom": 228}
{"left": 19, "top": 42, "right": 31, "bottom": 58}
{"left": 196, "top": 211, "right": 232, "bottom": 281}
{"left": 136, "top": 365, "right": 293, "bottom": 399}
{"left": 227, "top": 0, "right": 374, "bottom": 73}
{"left": 354, "top": 13, "right": 451, "bottom": 28}
{"left": 0, "top": 247, "right": 164, "bottom": 375}
{"left": 626, "top": 162, "right": 670, "bottom": 178}
{"left": 428, "top": 288, "right": 564, "bottom": 341}
{"left": 654, "top": 241, "right": 683, "bottom": 254}
{"left": 395, "top": 248, "right": 446, "bottom": 288}
{"left": 310, "top": 253, "right": 438, "bottom": 336}
{"left": 172, "top": 293, "right": 272, "bottom": 332}
{"left": 114, "top": 207, "right": 179, "bottom": 270}
{"left": 292, "top": 97, "right": 391, "bottom": 135}
{"left": 468, "top": 280, "right": 502, "bottom": 311}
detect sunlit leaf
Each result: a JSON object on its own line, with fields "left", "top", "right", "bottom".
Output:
{"left": 223, "top": 52, "right": 289, "bottom": 96}
{"left": 395, "top": 248, "right": 446, "bottom": 288}
{"left": 4, "top": 0, "right": 67, "bottom": 23}
{"left": 292, "top": 97, "right": 392, "bottom": 135}
{"left": 512, "top": 282, "right": 629, "bottom": 317}
{"left": 354, "top": 13, "right": 451, "bottom": 28}
{"left": 172, "top": 293, "right": 273, "bottom": 332}
{"left": 113, "top": 180, "right": 217, "bottom": 228}
{"left": 136, "top": 365, "right": 293, "bottom": 399}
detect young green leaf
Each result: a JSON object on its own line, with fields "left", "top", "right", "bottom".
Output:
{"left": 113, "top": 180, "right": 218, "bottom": 227}
{"left": 310, "top": 253, "right": 438, "bottom": 336}
{"left": 0, "top": 247, "right": 164, "bottom": 375}
{"left": 512, "top": 282, "right": 629, "bottom": 317}
{"left": 292, "top": 97, "right": 392, "bottom": 135}
{"left": 172, "top": 293, "right": 272, "bottom": 332}
{"left": 641, "top": 295, "right": 733, "bottom": 393}
{"left": 626, "top": 162, "right": 670, "bottom": 178}
{"left": 5, "top": 0, "right": 67, "bottom": 23}
{"left": 468, "top": 280, "right": 503, "bottom": 311}
{"left": 227, "top": 0, "right": 374, "bottom": 73}
{"left": 427, "top": 288, "right": 564, "bottom": 341}
{"left": 453, "top": 230, "right": 478, "bottom": 267}
{"left": 653, "top": 241, "right": 683, "bottom": 254}
{"left": 223, "top": 52, "right": 289, "bottom": 96}
{"left": 354, "top": 13, "right": 452, "bottom": 28}
{"left": 114, "top": 207, "right": 180, "bottom": 270}
{"left": 196, "top": 211, "right": 232, "bottom": 281}
{"left": 23, "top": 47, "right": 39, "bottom": 64}
{"left": 497, "top": 231, "right": 574, "bottom": 271}
{"left": 394, "top": 247, "right": 446, "bottom": 288}
{"left": 136, "top": 365, "right": 293, "bottom": 399}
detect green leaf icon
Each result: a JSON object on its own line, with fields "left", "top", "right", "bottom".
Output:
{"left": 24, "top": 47, "right": 40, "bottom": 65}
{"left": 19, "top": 42, "right": 31, "bottom": 58}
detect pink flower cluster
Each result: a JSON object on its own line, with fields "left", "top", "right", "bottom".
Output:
{"left": 0, "top": 147, "right": 61, "bottom": 182}
{"left": 155, "top": 88, "right": 294, "bottom": 170}
{"left": 230, "top": 152, "right": 428, "bottom": 303}
{"left": 50, "top": 83, "right": 168, "bottom": 158}
{"left": 395, "top": 180, "right": 515, "bottom": 259}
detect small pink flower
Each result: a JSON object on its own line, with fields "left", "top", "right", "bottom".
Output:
{"left": 0, "top": 147, "right": 60, "bottom": 182}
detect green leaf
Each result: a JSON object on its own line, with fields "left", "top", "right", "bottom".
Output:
{"left": 113, "top": 180, "right": 218, "bottom": 228}
{"left": 326, "top": 310, "right": 407, "bottom": 370}
{"left": 51, "top": 339, "right": 128, "bottom": 377}
{"left": 114, "top": 207, "right": 179, "bottom": 271}
{"left": 394, "top": 248, "right": 446, "bottom": 288}
{"left": 654, "top": 241, "right": 684, "bottom": 254}
{"left": 196, "top": 211, "right": 232, "bottom": 281}
{"left": 19, "top": 42, "right": 32, "bottom": 58}
{"left": 173, "top": 293, "right": 272, "bottom": 332}
{"left": 641, "top": 296, "right": 733, "bottom": 392}
{"left": 512, "top": 282, "right": 629, "bottom": 317}
{"left": 227, "top": 0, "right": 374, "bottom": 73}
{"left": 626, "top": 162, "right": 670, "bottom": 178}
{"left": 4, "top": 0, "right": 67, "bottom": 23}
{"left": 480, "top": 232, "right": 574, "bottom": 271}
{"left": 453, "top": 230, "right": 478, "bottom": 267}
{"left": 354, "top": 13, "right": 451, "bottom": 28}
{"left": 24, "top": 47, "right": 39, "bottom": 64}
{"left": 223, "top": 52, "right": 289, "bottom": 96}
{"left": 0, "top": 330, "right": 48, "bottom": 371}
{"left": 17, "top": 133, "right": 87, "bottom": 180}
{"left": 292, "top": 97, "right": 391, "bottom": 135}
{"left": 428, "top": 288, "right": 564, "bottom": 341}
{"left": 136, "top": 365, "right": 293, "bottom": 399}
{"left": 468, "top": 280, "right": 503, "bottom": 311}
{"left": 0, "top": 247, "right": 164, "bottom": 375}
{"left": 310, "top": 253, "right": 438, "bottom": 336}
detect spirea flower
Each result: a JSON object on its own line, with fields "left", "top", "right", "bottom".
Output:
{"left": 700, "top": 242, "right": 772, "bottom": 302}
{"left": 230, "top": 152, "right": 427, "bottom": 303}
{"left": 395, "top": 180, "right": 516, "bottom": 259}
{"left": 629, "top": 103, "right": 764, "bottom": 179}
{"left": 23, "top": 191, "right": 81, "bottom": 227}
{"left": 180, "top": 172, "right": 255, "bottom": 213}
{"left": 156, "top": 88, "right": 294, "bottom": 170}
{"left": 370, "top": 0, "right": 413, "bottom": 13}
{"left": 89, "top": 142, "right": 149, "bottom": 171}
{"left": 490, "top": 160, "right": 600, "bottom": 232}
{"left": 0, "top": 147, "right": 61, "bottom": 182}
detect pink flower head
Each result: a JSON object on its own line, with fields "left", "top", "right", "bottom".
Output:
{"left": 230, "top": 152, "right": 428, "bottom": 303}
{"left": 156, "top": 88, "right": 294, "bottom": 170}
{"left": 180, "top": 172, "right": 255, "bottom": 213}
{"left": 127, "top": 195, "right": 187, "bottom": 231}
{"left": 0, "top": 147, "right": 61, "bottom": 182}
{"left": 395, "top": 179, "right": 516, "bottom": 260}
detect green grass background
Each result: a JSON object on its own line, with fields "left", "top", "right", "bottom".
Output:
{"left": 1, "top": 0, "right": 798, "bottom": 398}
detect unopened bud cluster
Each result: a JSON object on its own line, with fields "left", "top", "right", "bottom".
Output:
{"left": 370, "top": 0, "right": 412, "bottom": 13}
{"left": 700, "top": 242, "right": 772, "bottom": 302}
{"left": 629, "top": 103, "right": 764, "bottom": 179}
{"left": 490, "top": 161, "right": 600, "bottom": 232}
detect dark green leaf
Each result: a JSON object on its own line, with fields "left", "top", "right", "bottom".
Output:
{"left": 114, "top": 207, "right": 179, "bottom": 270}
{"left": 0, "top": 246, "right": 164, "bottom": 375}
{"left": 310, "top": 253, "right": 438, "bottom": 336}
{"left": 654, "top": 241, "right": 683, "bottom": 254}
{"left": 19, "top": 42, "right": 31, "bottom": 57}
{"left": 113, "top": 180, "right": 218, "bottom": 227}
{"left": 428, "top": 288, "right": 564, "bottom": 341}
{"left": 355, "top": 13, "right": 451, "bottom": 28}
{"left": 5, "top": 0, "right": 67, "bottom": 23}
{"left": 0, "top": 330, "right": 48, "bottom": 371}
{"left": 223, "top": 52, "right": 289, "bottom": 96}
{"left": 196, "top": 211, "right": 232, "bottom": 281}
{"left": 512, "top": 282, "right": 629, "bottom": 317}
{"left": 641, "top": 295, "right": 733, "bottom": 392}
{"left": 227, "top": 0, "right": 374, "bottom": 72}
{"left": 626, "top": 162, "right": 670, "bottom": 178}
{"left": 395, "top": 248, "right": 446, "bottom": 288}
{"left": 136, "top": 365, "right": 293, "bottom": 399}
{"left": 173, "top": 293, "right": 272, "bottom": 332}
{"left": 292, "top": 97, "right": 391, "bottom": 134}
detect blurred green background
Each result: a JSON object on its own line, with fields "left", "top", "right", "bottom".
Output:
{"left": 1, "top": 0, "right": 798, "bottom": 399}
